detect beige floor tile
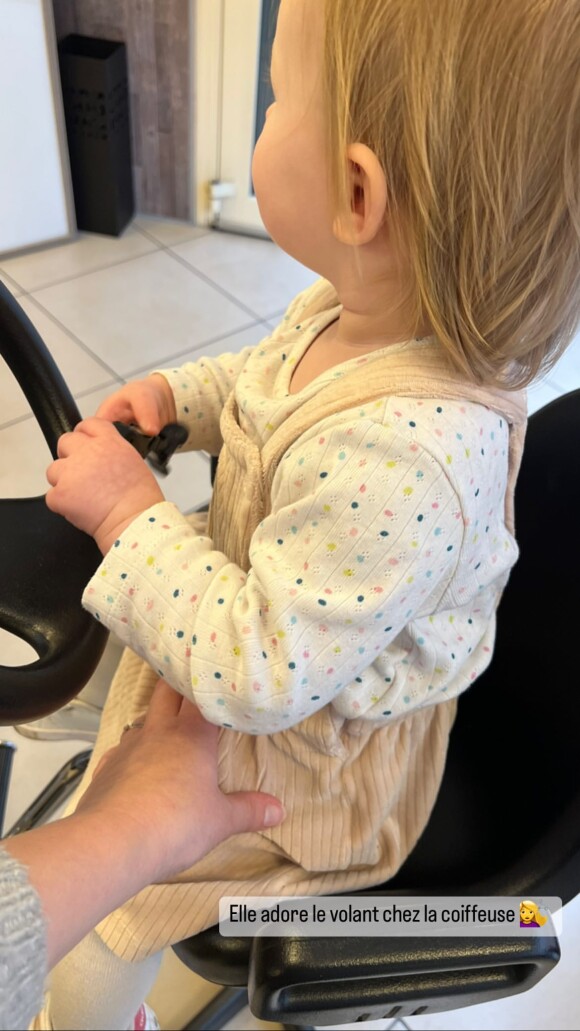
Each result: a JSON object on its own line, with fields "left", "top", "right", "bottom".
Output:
{"left": 0, "top": 628, "right": 38, "bottom": 669}
{"left": 0, "top": 384, "right": 121, "bottom": 498}
{"left": 0, "top": 227, "right": 158, "bottom": 293}
{"left": 171, "top": 232, "right": 319, "bottom": 319}
{"left": 155, "top": 447, "right": 213, "bottom": 514}
{"left": 0, "top": 270, "right": 23, "bottom": 297}
{"left": 264, "top": 310, "right": 287, "bottom": 330}
{"left": 135, "top": 216, "right": 211, "bottom": 249}
{"left": 30, "top": 250, "right": 255, "bottom": 378}
{"left": 0, "top": 411, "right": 59, "bottom": 498}
{"left": 0, "top": 295, "right": 119, "bottom": 426}
{"left": 0, "top": 375, "right": 37, "bottom": 434}
{"left": 139, "top": 321, "right": 273, "bottom": 375}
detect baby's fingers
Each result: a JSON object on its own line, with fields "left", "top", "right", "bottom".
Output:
{"left": 95, "top": 393, "right": 138, "bottom": 425}
{"left": 56, "top": 430, "right": 84, "bottom": 458}
{"left": 45, "top": 457, "right": 64, "bottom": 488}
{"left": 101, "top": 395, "right": 161, "bottom": 436}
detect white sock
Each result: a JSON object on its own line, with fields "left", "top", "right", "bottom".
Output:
{"left": 45, "top": 930, "right": 163, "bottom": 1031}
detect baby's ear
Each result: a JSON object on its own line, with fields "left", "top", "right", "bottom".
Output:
{"left": 332, "top": 143, "right": 388, "bottom": 246}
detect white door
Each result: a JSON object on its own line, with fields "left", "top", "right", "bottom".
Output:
{"left": 0, "top": 0, "right": 73, "bottom": 255}
{"left": 194, "top": 0, "right": 280, "bottom": 236}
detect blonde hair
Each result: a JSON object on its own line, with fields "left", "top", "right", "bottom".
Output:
{"left": 322, "top": 0, "right": 580, "bottom": 389}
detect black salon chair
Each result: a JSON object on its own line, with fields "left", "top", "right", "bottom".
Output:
{"left": 0, "top": 277, "right": 576, "bottom": 1027}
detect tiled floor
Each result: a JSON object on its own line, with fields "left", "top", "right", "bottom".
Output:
{"left": 0, "top": 217, "right": 579, "bottom": 1031}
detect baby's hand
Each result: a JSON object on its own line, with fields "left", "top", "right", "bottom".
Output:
{"left": 46, "top": 418, "right": 165, "bottom": 554}
{"left": 96, "top": 374, "right": 177, "bottom": 436}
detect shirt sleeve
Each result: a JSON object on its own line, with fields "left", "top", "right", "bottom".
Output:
{"left": 0, "top": 849, "right": 47, "bottom": 1031}
{"left": 82, "top": 414, "right": 464, "bottom": 734}
{"left": 153, "top": 343, "right": 255, "bottom": 456}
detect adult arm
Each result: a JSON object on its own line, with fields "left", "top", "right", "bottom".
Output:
{"left": 1, "top": 680, "right": 284, "bottom": 1028}
{"left": 0, "top": 848, "right": 46, "bottom": 1031}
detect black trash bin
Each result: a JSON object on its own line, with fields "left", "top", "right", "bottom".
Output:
{"left": 58, "top": 35, "right": 134, "bottom": 236}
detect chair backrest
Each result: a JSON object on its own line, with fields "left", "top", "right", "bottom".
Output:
{"left": 0, "top": 281, "right": 108, "bottom": 723}
{"left": 389, "top": 388, "right": 580, "bottom": 902}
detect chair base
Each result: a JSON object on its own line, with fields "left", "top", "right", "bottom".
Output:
{"left": 181, "top": 987, "right": 248, "bottom": 1030}
{"left": 180, "top": 985, "right": 315, "bottom": 1031}
{"left": 3, "top": 749, "right": 91, "bottom": 837}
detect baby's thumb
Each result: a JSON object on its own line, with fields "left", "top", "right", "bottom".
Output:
{"left": 137, "top": 404, "right": 164, "bottom": 437}
{"left": 225, "top": 791, "right": 286, "bottom": 835}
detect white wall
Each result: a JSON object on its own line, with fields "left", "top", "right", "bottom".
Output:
{"left": 0, "top": 0, "right": 72, "bottom": 255}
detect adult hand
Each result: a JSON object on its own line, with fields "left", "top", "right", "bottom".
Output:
{"left": 76, "top": 678, "right": 285, "bottom": 881}
{"left": 45, "top": 417, "right": 165, "bottom": 554}
{"left": 3, "top": 679, "right": 285, "bottom": 972}
{"left": 95, "top": 374, "right": 177, "bottom": 437}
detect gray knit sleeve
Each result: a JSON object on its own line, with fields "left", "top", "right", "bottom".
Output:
{"left": 0, "top": 847, "right": 47, "bottom": 1030}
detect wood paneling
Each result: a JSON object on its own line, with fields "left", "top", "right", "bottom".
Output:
{"left": 52, "top": 0, "right": 191, "bottom": 218}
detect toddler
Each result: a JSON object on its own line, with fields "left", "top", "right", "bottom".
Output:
{"left": 40, "top": 0, "right": 579, "bottom": 1028}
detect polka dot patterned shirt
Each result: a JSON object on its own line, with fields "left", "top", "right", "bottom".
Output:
{"left": 83, "top": 282, "right": 519, "bottom": 734}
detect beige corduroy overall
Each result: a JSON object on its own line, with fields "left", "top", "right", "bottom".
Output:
{"left": 67, "top": 339, "right": 527, "bottom": 962}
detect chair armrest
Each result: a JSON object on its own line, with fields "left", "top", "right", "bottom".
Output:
{"left": 248, "top": 932, "right": 560, "bottom": 1025}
